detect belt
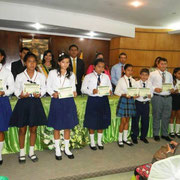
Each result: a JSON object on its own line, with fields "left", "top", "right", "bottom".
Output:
{"left": 154, "top": 94, "right": 171, "bottom": 98}
{"left": 136, "top": 100, "right": 149, "bottom": 104}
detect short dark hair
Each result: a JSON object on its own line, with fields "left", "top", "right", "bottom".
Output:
{"left": 124, "top": 63, "right": 133, "bottom": 70}
{"left": 20, "top": 47, "right": 30, "bottom": 53}
{"left": 93, "top": 58, "right": 105, "bottom": 66}
{"left": 69, "top": 44, "right": 79, "bottom": 51}
{"left": 0, "top": 49, "right": 6, "bottom": 65}
{"left": 157, "top": 57, "right": 168, "bottom": 64}
{"left": 96, "top": 52, "right": 104, "bottom": 59}
{"left": 140, "top": 68, "right": 149, "bottom": 75}
{"left": 24, "top": 52, "right": 37, "bottom": 63}
{"left": 119, "top": 52, "right": 127, "bottom": 58}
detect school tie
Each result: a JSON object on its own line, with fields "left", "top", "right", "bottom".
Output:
{"left": 121, "top": 65, "right": 124, "bottom": 77}
{"left": 128, "top": 78, "right": 132, "bottom": 87}
{"left": 162, "top": 72, "right": 165, "bottom": 83}
{"left": 97, "top": 74, "right": 101, "bottom": 86}
{"left": 143, "top": 82, "right": 146, "bottom": 88}
{"left": 73, "top": 58, "right": 76, "bottom": 75}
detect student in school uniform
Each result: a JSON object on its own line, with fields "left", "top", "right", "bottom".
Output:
{"left": 169, "top": 67, "right": 180, "bottom": 138}
{"left": 81, "top": 58, "right": 112, "bottom": 150}
{"left": 131, "top": 68, "right": 153, "bottom": 144}
{"left": 9, "top": 52, "right": 47, "bottom": 163}
{"left": 0, "top": 49, "right": 14, "bottom": 165}
{"left": 47, "top": 53, "right": 78, "bottom": 160}
{"left": 115, "top": 64, "right": 138, "bottom": 147}
{"left": 149, "top": 57, "right": 174, "bottom": 142}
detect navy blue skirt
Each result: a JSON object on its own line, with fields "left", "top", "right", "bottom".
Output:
{"left": 116, "top": 96, "right": 136, "bottom": 117}
{"left": 48, "top": 98, "right": 78, "bottom": 130}
{"left": 10, "top": 97, "right": 47, "bottom": 127}
{"left": 172, "top": 94, "right": 180, "bottom": 111}
{"left": 0, "top": 97, "right": 12, "bottom": 131}
{"left": 84, "top": 96, "right": 111, "bottom": 130}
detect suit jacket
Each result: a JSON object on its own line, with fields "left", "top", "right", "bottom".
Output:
{"left": 11, "top": 59, "right": 26, "bottom": 80}
{"left": 73, "top": 58, "right": 84, "bottom": 95}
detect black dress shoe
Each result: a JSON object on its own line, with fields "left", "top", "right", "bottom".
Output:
{"left": 175, "top": 133, "right": 180, "bottom": 138}
{"left": 98, "top": 145, "right": 104, "bottom": 150}
{"left": 18, "top": 156, "right": 26, "bottom": 164}
{"left": 123, "top": 140, "right": 133, "bottom": 146}
{"left": 55, "top": 155, "right": 62, "bottom": 160}
{"left": 117, "top": 141, "right": 124, "bottom": 147}
{"left": 89, "top": 145, "right": 97, "bottom": 151}
{"left": 169, "top": 132, "right": 175, "bottom": 138}
{"left": 132, "top": 139, "right": 138, "bottom": 144}
{"left": 64, "top": 152, "right": 74, "bottom": 159}
{"left": 161, "top": 136, "right": 172, "bottom": 142}
{"left": 0, "top": 160, "right": 3, "bottom": 165}
{"left": 140, "top": 138, "right": 149, "bottom": 144}
{"left": 154, "top": 136, "right": 160, "bottom": 141}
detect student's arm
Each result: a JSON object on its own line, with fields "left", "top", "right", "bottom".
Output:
{"left": 81, "top": 75, "right": 92, "bottom": 95}
{"left": 107, "top": 75, "right": 113, "bottom": 91}
{"left": 47, "top": 71, "right": 54, "bottom": 96}
{"left": 111, "top": 66, "right": 117, "bottom": 85}
{"left": 39, "top": 74, "right": 46, "bottom": 97}
{"left": 114, "top": 79, "right": 123, "bottom": 96}
{"left": 71, "top": 73, "right": 77, "bottom": 92}
{"left": 14, "top": 75, "right": 22, "bottom": 98}
{"left": 5, "top": 71, "right": 14, "bottom": 96}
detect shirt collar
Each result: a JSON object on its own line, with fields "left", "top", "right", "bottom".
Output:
{"left": 0, "top": 63, "right": 2, "bottom": 69}
{"left": 140, "top": 80, "right": 147, "bottom": 84}
{"left": 24, "top": 69, "right": 37, "bottom": 80}
{"left": 124, "top": 75, "right": 131, "bottom": 80}
{"left": 93, "top": 70, "right": 102, "bottom": 77}
{"left": 70, "top": 57, "right": 77, "bottom": 61}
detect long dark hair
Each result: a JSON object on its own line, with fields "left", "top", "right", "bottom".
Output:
{"left": 153, "top": 57, "right": 161, "bottom": 68}
{"left": 57, "top": 52, "right": 72, "bottom": 79}
{"left": 0, "top": 49, "right": 6, "bottom": 65}
{"left": 173, "top": 67, "right": 180, "bottom": 86}
{"left": 42, "top": 50, "right": 55, "bottom": 68}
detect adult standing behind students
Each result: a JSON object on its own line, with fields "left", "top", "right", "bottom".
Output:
{"left": 111, "top": 52, "right": 127, "bottom": 90}
{"left": 149, "top": 57, "right": 174, "bottom": 142}
{"left": 69, "top": 44, "right": 85, "bottom": 95}
{"left": 11, "top": 47, "right": 30, "bottom": 80}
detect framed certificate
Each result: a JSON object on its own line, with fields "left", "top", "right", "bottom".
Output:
{"left": 98, "top": 86, "right": 110, "bottom": 96}
{"left": 23, "top": 83, "right": 40, "bottom": 94}
{"left": 0, "top": 79, "right": 3, "bottom": 91}
{"left": 162, "top": 83, "right": 173, "bottom": 92}
{"left": 58, "top": 87, "right": 74, "bottom": 99}
{"left": 139, "top": 88, "right": 151, "bottom": 97}
{"left": 127, "top": 88, "right": 138, "bottom": 97}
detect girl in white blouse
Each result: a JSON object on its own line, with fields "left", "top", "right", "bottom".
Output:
{"left": 0, "top": 49, "right": 14, "bottom": 166}
{"left": 47, "top": 53, "right": 78, "bottom": 160}
{"left": 114, "top": 64, "right": 138, "bottom": 147}
{"left": 81, "top": 58, "right": 112, "bottom": 150}
{"left": 10, "top": 52, "right": 47, "bottom": 163}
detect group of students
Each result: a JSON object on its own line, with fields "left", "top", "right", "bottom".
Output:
{"left": 0, "top": 47, "right": 180, "bottom": 166}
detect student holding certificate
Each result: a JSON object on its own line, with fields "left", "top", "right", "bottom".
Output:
{"left": 131, "top": 68, "right": 153, "bottom": 144}
{"left": 149, "top": 57, "right": 174, "bottom": 142}
{"left": 169, "top": 67, "right": 180, "bottom": 138}
{"left": 114, "top": 64, "right": 138, "bottom": 147}
{"left": 0, "top": 49, "right": 14, "bottom": 165}
{"left": 81, "top": 58, "right": 112, "bottom": 150}
{"left": 47, "top": 53, "right": 78, "bottom": 160}
{"left": 10, "top": 52, "right": 47, "bottom": 163}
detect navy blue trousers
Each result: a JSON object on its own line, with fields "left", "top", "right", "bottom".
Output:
{"left": 131, "top": 100, "right": 150, "bottom": 140}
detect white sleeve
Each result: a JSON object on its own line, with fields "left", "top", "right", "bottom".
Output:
{"left": 149, "top": 73, "right": 155, "bottom": 92}
{"left": 4, "top": 72, "right": 14, "bottom": 96}
{"left": 47, "top": 71, "right": 55, "bottom": 96}
{"left": 107, "top": 75, "right": 112, "bottom": 91}
{"left": 40, "top": 74, "right": 46, "bottom": 97}
{"left": 14, "top": 75, "right": 22, "bottom": 98}
{"left": 71, "top": 73, "right": 76, "bottom": 92}
{"left": 114, "top": 79, "right": 123, "bottom": 96}
{"left": 81, "top": 75, "right": 92, "bottom": 95}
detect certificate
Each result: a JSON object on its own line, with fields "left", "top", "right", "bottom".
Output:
{"left": 139, "top": 88, "right": 151, "bottom": 97}
{"left": 23, "top": 83, "right": 40, "bottom": 94}
{"left": 127, "top": 88, "right": 138, "bottom": 97}
{"left": 178, "top": 84, "right": 180, "bottom": 91}
{"left": 0, "top": 79, "right": 3, "bottom": 91}
{"left": 98, "top": 86, "right": 110, "bottom": 96}
{"left": 162, "top": 83, "right": 173, "bottom": 92}
{"left": 58, "top": 87, "right": 74, "bottom": 99}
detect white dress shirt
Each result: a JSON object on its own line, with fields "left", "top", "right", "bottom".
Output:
{"left": 70, "top": 57, "right": 77, "bottom": 70}
{"left": 14, "top": 69, "right": 46, "bottom": 98}
{"left": 149, "top": 69, "right": 173, "bottom": 95}
{"left": 81, "top": 71, "right": 112, "bottom": 97}
{"left": 47, "top": 69, "right": 76, "bottom": 96}
{"left": 114, "top": 75, "right": 137, "bottom": 96}
{"left": 135, "top": 80, "right": 153, "bottom": 102}
{"left": 0, "top": 63, "right": 14, "bottom": 96}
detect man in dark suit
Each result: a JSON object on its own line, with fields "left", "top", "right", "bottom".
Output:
{"left": 69, "top": 44, "right": 85, "bottom": 95}
{"left": 11, "top": 47, "right": 30, "bottom": 79}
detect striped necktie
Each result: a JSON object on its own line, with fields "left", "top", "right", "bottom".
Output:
{"left": 162, "top": 72, "right": 165, "bottom": 83}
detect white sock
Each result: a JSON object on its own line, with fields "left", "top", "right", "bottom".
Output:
{"left": 176, "top": 124, "right": 180, "bottom": 134}
{"left": 90, "top": 134, "right": 95, "bottom": 147}
{"left": 54, "top": 139, "right": 61, "bottom": 156}
{"left": 20, "top": 148, "right": 25, "bottom": 157}
{"left": 64, "top": 139, "right": 72, "bottom": 156}
{"left": 98, "top": 133, "right": 103, "bottom": 146}
{"left": 169, "top": 124, "right": 174, "bottom": 133}
{"left": 118, "top": 133, "right": 123, "bottom": 142}
{"left": 0, "top": 141, "right": 4, "bottom": 161}
{"left": 123, "top": 130, "right": 128, "bottom": 141}
{"left": 29, "top": 146, "right": 34, "bottom": 157}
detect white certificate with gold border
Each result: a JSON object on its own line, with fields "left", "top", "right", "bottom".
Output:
{"left": 162, "top": 83, "right": 173, "bottom": 92}
{"left": 0, "top": 79, "right": 3, "bottom": 91}
{"left": 58, "top": 87, "right": 74, "bottom": 99}
{"left": 98, "top": 86, "right": 110, "bottom": 96}
{"left": 127, "top": 88, "right": 138, "bottom": 97}
{"left": 23, "top": 83, "right": 40, "bottom": 94}
{"left": 139, "top": 88, "right": 151, "bottom": 97}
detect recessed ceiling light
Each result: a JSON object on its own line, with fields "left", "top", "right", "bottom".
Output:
{"left": 87, "top": 31, "right": 98, "bottom": 37}
{"left": 130, "top": 1, "right": 142, "bottom": 7}
{"left": 31, "top": 23, "right": 44, "bottom": 30}
{"left": 80, "top": 37, "right": 84, "bottom": 41}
